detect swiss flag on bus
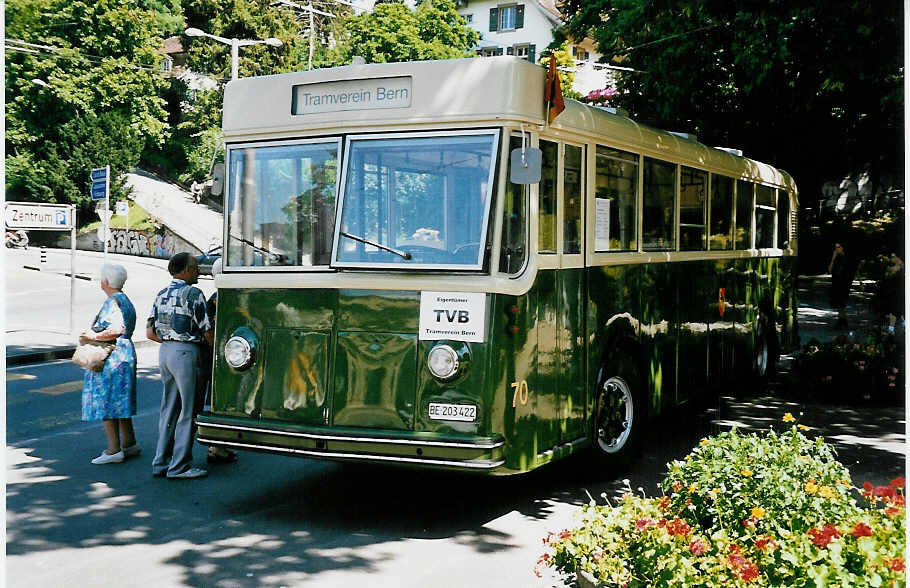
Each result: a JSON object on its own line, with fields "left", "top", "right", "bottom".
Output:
{"left": 545, "top": 54, "right": 565, "bottom": 124}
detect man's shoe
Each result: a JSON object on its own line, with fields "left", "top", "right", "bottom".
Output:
{"left": 91, "top": 450, "right": 125, "bottom": 465}
{"left": 122, "top": 444, "right": 141, "bottom": 458}
{"left": 166, "top": 467, "right": 208, "bottom": 479}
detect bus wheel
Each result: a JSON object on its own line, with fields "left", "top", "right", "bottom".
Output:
{"left": 593, "top": 355, "right": 643, "bottom": 465}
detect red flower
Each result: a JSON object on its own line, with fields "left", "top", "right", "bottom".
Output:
{"left": 885, "top": 557, "right": 905, "bottom": 572}
{"left": 755, "top": 536, "right": 778, "bottom": 551}
{"left": 894, "top": 495, "right": 906, "bottom": 506}
{"left": 885, "top": 506, "right": 902, "bottom": 518}
{"left": 537, "top": 553, "right": 550, "bottom": 564}
{"left": 657, "top": 518, "right": 667, "bottom": 528}
{"left": 635, "top": 518, "right": 655, "bottom": 531}
{"left": 874, "top": 485, "right": 897, "bottom": 500}
{"left": 740, "top": 562, "right": 760, "bottom": 582}
{"left": 558, "top": 529, "right": 572, "bottom": 540}
{"left": 659, "top": 496, "right": 671, "bottom": 511}
{"left": 728, "top": 553, "right": 747, "bottom": 569}
{"left": 808, "top": 524, "right": 841, "bottom": 548}
{"left": 863, "top": 481, "right": 874, "bottom": 491}
{"left": 689, "top": 538, "right": 709, "bottom": 556}
{"left": 890, "top": 476, "right": 905, "bottom": 489}
{"left": 666, "top": 518, "right": 692, "bottom": 537}
{"left": 850, "top": 522, "right": 874, "bottom": 538}
{"left": 672, "top": 481, "right": 684, "bottom": 492}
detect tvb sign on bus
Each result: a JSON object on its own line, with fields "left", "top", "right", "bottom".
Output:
{"left": 418, "top": 292, "right": 487, "bottom": 343}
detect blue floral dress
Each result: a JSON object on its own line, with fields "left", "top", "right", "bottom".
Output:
{"left": 81, "top": 292, "right": 138, "bottom": 420}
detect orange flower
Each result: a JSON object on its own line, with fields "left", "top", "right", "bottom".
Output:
{"left": 850, "top": 522, "right": 873, "bottom": 537}
{"left": 885, "top": 557, "right": 905, "bottom": 573}
{"left": 751, "top": 506, "right": 766, "bottom": 520}
{"left": 755, "top": 536, "right": 778, "bottom": 551}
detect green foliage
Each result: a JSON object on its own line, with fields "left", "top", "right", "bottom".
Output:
{"left": 559, "top": 0, "right": 904, "bottom": 208}
{"left": 5, "top": 0, "right": 175, "bottom": 219}
{"left": 539, "top": 421, "right": 906, "bottom": 586}
{"left": 538, "top": 42, "right": 582, "bottom": 101}
{"left": 330, "top": 0, "right": 478, "bottom": 64}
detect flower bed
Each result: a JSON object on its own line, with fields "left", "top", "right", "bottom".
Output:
{"left": 537, "top": 417, "right": 906, "bottom": 586}
{"left": 790, "top": 334, "right": 904, "bottom": 405}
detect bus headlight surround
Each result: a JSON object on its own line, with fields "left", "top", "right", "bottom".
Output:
{"left": 224, "top": 328, "right": 257, "bottom": 370}
{"left": 427, "top": 344, "right": 460, "bottom": 380}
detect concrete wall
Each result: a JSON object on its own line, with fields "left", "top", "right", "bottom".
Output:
{"left": 57, "top": 227, "right": 202, "bottom": 259}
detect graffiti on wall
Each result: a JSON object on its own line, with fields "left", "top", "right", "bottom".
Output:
{"left": 64, "top": 226, "right": 198, "bottom": 259}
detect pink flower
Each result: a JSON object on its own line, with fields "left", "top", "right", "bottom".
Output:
{"left": 689, "top": 537, "right": 710, "bottom": 555}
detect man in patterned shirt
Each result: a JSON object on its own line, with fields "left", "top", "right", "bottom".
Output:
{"left": 147, "top": 252, "right": 214, "bottom": 479}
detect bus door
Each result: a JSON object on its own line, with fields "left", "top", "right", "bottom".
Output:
{"left": 534, "top": 139, "right": 587, "bottom": 449}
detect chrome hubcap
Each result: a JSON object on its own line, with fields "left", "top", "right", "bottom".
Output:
{"left": 596, "top": 376, "right": 633, "bottom": 454}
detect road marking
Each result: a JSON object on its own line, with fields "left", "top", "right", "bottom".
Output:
{"left": 33, "top": 380, "right": 83, "bottom": 396}
{"left": 7, "top": 373, "right": 37, "bottom": 381}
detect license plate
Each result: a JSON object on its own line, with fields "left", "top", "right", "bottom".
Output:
{"left": 428, "top": 402, "right": 477, "bottom": 422}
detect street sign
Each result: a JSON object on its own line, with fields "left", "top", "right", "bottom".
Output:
{"left": 91, "top": 167, "right": 108, "bottom": 181}
{"left": 5, "top": 202, "right": 74, "bottom": 230}
{"left": 91, "top": 180, "right": 107, "bottom": 201}
{"left": 115, "top": 201, "right": 129, "bottom": 216}
{"left": 96, "top": 226, "right": 112, "bottom": 241}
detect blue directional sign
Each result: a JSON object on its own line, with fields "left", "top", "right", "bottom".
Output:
{"left": 91, "top": 168, "right": 108, "bottom": 181}
{"left": 91, "top": 180, "right": 107, "bottom": 201}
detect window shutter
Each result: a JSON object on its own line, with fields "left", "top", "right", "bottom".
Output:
{"left": 506, "top": 46, "right": 514, "bottom": 55}
{"left": 528, "top": 44, "right": 536, "bottom": 63}
{"left": 516, "top": 4, "right": 525, "bottom": 28}
{"left": 489, "top": 7, "right": 498, "bottom": 31}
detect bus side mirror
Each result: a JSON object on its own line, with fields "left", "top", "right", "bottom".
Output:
{"left": 211, "top": 163, "right": 225, "bottom": 197}
{"left": 509, "top": 147, "right": 542, "bottom": 184}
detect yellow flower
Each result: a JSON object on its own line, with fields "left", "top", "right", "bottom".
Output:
{"left": 819, "top": 486, "right": 836, "bottom": 499}
{"left": 741, "top": 468, "right": 754, "bottom": 477}
{"left": 797, "top": 424, "right": 809, "bottom": 431}
{"left": 838, "top": 479, "right": 851, "bottom": 487}
{"left": 751, "top": 506, "right": 766, "bottom": 519}
{"left": 700, "top": 439, "right": 709, "bottom": 447}
{"left": 689, "top": 483, "right": 698, "bottom": 492}
{"left": 782, "top": 413, "right": 796, "bottom": 422}
{"left": 709, "top": 488, "right": 721, "bottom": 499}
{"left": 797, "top": 455, "right": 810, "bottom": 462}
{"left": 805, "top": 480, "right": 818, "bottom": 494}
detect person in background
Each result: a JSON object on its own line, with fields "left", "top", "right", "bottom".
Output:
{"left": 147, "top": 252, "right": 212, "bottom": 479}
{"left": 828, "top": 242, "right": 850, "bottom": 329}
{"left": 201, "top": 258, "right": 238, "bottom": 464}
{"left": 81, "top": 263, "right": 139, "bottom": 464}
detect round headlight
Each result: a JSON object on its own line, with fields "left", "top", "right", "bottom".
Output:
{"left": 427, "top": 344, "right": 459, "bottom": 380}
{"left": 224, "top": 336, "right": 253, "bottom": 370}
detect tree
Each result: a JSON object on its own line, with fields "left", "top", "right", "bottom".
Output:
{"left": 538, "top": 42, "right": 582, "bottom": 101}
{"left": 559, "top": 0, "right": 904, "bottom": 210}
{"left": 5, "top": 0, "right": 177, "bottom": 214}
{"left": 329, "top": 0, "right": 479, "bottom": 64}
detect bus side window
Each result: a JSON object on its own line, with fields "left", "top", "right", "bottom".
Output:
{"left": 709, "top": 175, "right": 734, "bottom": 250}
{"left": 680, "top": 166, "right": 707, "bottom": 251}
{"left": 538, "top": 140, "right": 558, "bottom": 253}
{"left": 642, "top": 157, "right": 677, "bottom": 251}
{"left": 594, "top": 145, "right": 638, "bottom": 251}
{"left": 777, "top": 189, "right": 791, "bottom": 250}
{"left": 501, "top": 135, "right": 528, "bottom": 274}
{"left": 563, "top": 144, "right": 583, "bottom": 254}
{"left": 735, "top": 180, "right": 754, "bottom": 250}
{"left": 755, "top": 184, "right": 776, "bottom": 249}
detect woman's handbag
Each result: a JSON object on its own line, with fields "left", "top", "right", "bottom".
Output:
{"left": 72, "top": 335, "right": 115, "bottom": 372}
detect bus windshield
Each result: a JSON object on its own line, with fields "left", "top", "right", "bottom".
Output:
{"left": 333, "top": 132, "right": 499, "bottom": 270}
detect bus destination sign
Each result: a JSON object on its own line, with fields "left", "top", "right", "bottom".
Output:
{"left": 292, "top": 76, "right": 412, "bottom": 115}
{"left": 418, "top": 291, "right": 487, "bottom": 343}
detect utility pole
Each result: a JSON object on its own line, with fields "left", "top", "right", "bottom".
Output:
{"left": 269, "top": 0, "right": 335, "bottom": 70}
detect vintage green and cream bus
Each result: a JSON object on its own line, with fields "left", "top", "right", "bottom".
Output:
{"left": 197, "top": 57, "right": 798, "bottom": 474}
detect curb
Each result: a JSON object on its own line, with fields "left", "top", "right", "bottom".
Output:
{"left": 6, "top": 339, "right": 158, "bottom": 367}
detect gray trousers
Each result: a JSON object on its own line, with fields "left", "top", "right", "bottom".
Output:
{"left": 153, "top": 342, "right": 202, "bottom": 476}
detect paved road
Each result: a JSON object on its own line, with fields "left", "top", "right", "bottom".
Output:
{"left": 7, "top": 349, "right": 904, "bottom": 587}
{"left": 5, "top": 248, "right": 215, "bottom": 355}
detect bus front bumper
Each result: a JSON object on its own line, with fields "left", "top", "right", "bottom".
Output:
{"left": 196, "top": 413, "right": 506, "bottom": 472}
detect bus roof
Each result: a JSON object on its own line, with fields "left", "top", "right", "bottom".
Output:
{"left": 223, "top": 57, "right": 796, "bottom": 192}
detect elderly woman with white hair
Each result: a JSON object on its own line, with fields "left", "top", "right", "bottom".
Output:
{"left": 80, "top": 263, "right": 140, "bottom": 464}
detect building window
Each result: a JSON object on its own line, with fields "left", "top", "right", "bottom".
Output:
{"left": 161, "top": 56, "right": 174, "bottom": 73}
{"left": 480, "top": 47, "right": 502, "bottom": 57}
{"left": 573, "top": 47, "right": 588, "bottom": 61}
{"left": 464, "top": 13, "right": 473, "bottom": 23}
{"left": 489, "top": 4, "right": 524, "bottom": 32}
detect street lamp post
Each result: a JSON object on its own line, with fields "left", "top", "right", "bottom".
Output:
{"left": 184, "top": 28, "right": 283, "bottom": 80}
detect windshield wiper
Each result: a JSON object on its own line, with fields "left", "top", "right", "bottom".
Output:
{"left": 229, "top": 234, "right": 287, "bottom": 263}
{"left": 340, "top": 231, "right": 411, "bottom": 260}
